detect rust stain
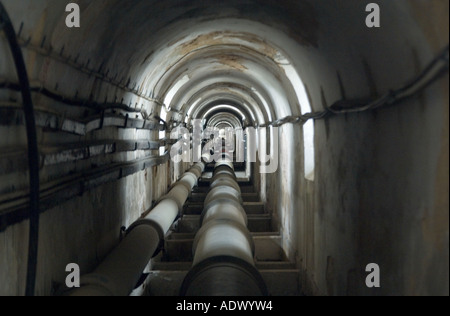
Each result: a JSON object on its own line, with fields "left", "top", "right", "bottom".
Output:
{"left": 176, "top": 31, "right": 279, "bottom": 59}
{"left": 233, "top": 33, "right": 279, "bottom": 58}
{"left": 216, "top": 54, "right": 248, "bottom": 71}
{"left": 167, "top": 35, "right": 188, "bottom": 48}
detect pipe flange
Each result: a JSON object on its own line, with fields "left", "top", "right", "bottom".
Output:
{"left": 196, "top": 162, "right": 206, "bottom": 173}
{"left": 189, "top": 165, "right": 204, "bottom": 178}
{"left": 200, "top": 198, "right": 247, "bottom": 226}
{"left": 210, "top": 177, "right": 241, "bottom": 193}
{"left": 161, "top": 186, "right": 190, "bottom": 212}
{"left": 204, "top": 186, "right": 243, "bottom": 207}
{"left": 214, "top": 161, "right": 234, "bottom": 171}
{"left": 212, "top": 169, "right": 237, "bottom": 181}
{"left": 182, "top": 171, "right": 199, "bottom": 186}
{"left": 213, "top": 165, "right": 235, "bottom": 176}
{"left": 180, "top": 256, "right": 269, "bottom": 296}
{"left": 126, "top": 218, "right": 165, "bottom": 258}
{"left": 178, "top": 179, "right": 194, "bottom": 196}
{"left": 192, "top": 218, "right": 255, "bottom": 258}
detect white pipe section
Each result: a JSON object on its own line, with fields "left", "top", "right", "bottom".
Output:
{"left": 165, "top": 184, "right": 190, "bottom": 211}
{"left": 202, "top": 151, "right": 212, "bottom": 163}
{"left": 210, "top": 175, "right": 241, "bottom": 193}
{"left": 196, "top": 168, "right": 252, "bottom": 266}
{"left": 68, "top": 225, "right": 160, "bottom": 296}
{"left": 204, "top": 186, "right": 242, "bottom": 208}
{"left": 142, "top": 199, "right": 180, "bottom": 234}
{"left": 212, "top": 169, "right": 236, "bottom": 180}
{"left": 202, "top": 200, "right": 248, "bottom": 227}
{"left": 192, "top": 220, "right": 255, "bottom": 266}
{"left": 181, "top": 161, "right": 267, "bottom": 296}
{"left": 215, "top": 160, "right": 234, "bottom": 171}
{"left": 65, "top": 162, "right": 205, "bottom": 296}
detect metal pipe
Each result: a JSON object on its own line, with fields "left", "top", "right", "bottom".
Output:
{"left": 215, "top": 159, "right": 234, "bottom": 171}
{"left": 68, "top": 224, "right": 160, "bottom": 296}
{"left": 201, "top": 151, "right": 212, "bottom": 163}
{"left": 204, "top": 186, "right": 243, "bottom": 208}
{"left": 181, "top": 161, "right": 267, "bottom": 296}
{"left": 180, "top": 256, "right": 268, "bottom": 296}
{"left": 213, "top": 165, "right": 237, "bottom": 178}
{"left": 65, "top": 162, "right": 205, "bottom": 296}
{"left": 192, "top": 219, "right": 255, "bottom": 266}
{"left": 201, "top": 199, "right": 247, "bottom": 227}
{"left": 210, "top": 175, "right": 241, "bottom": 193}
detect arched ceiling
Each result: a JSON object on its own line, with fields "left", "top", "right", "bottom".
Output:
{"left": 144, "top": 27, "right": 305, "bottom": 128}
{"left": 2, "top": 0, "right": 443, "bottom": 132}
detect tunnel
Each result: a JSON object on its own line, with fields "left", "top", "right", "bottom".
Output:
{"left": 0, "top": 0, "right": 448, "bottom": 296}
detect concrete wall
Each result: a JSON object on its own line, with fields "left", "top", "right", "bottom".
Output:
{"left": 257, "top": 0, "right": 449, "bottom": 296}
{"left": 294, "top": 78, "right": 448, "bottom": 296}
{"left": 0, "top": 0, "right": 174, "bottom": 296}
{"left": 288, "top": 0, "right": 449, "bottom": 296}
{"left": 0, "top": 165, "right": 172, "bottom": 295}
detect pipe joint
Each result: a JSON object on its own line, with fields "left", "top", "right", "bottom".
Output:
{"left": 200, "top": 198, "right": 248, "bottom": 226}
{"left": 192, "top": 218, "right": 256, "bottom": 263}
{"left": 127, "top": 218, "right": 165, "bottom": 258}
{"left": 180, "top": 256, "right": 269, "bottom": 297}
{"left": 204, "top": 186, "right": 243, "bottom": 208}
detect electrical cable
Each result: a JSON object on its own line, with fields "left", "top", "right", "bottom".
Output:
{"left": 0, "top": 81, "right": 143, "bottom": 113}
{"left": 0, "top": 2, "right": 40, "bottom": 296}
{"left": 261, "top": 45, "right": 449, "bottom": 127}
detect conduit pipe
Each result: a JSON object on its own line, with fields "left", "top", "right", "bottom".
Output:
{"left": 66, "top": 162, "right": 205, "bottom": 296}
{"left": 215, "top": 154, "right": 235, "bottom": 171}
{"left": 180, "top": 162, "right": 267, "bottom": 296}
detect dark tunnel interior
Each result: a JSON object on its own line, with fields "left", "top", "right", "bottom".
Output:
{"left": 0, "top": 0, "right": 448, "bottom": 296}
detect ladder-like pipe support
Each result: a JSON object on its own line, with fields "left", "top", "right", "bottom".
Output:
{"left": 66, "top": 162, "right": 205, "bottom": 296}
{"left": 180, "top": 158, "right": 268, "bottom": 296}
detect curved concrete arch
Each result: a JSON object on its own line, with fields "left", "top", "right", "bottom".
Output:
{"left": 207, "top": 112, "right": 243, "bottom": 130}
{"left": 178, "top": 75, "right": 276, "bottom": 124}
{"left": 153, "top": 44, "right": 303, "bottom": 120}
{"left": 199, "top": 102, "right": 251, "bottom": 125}
{"left": 180, "top": 83, "right": 268, "bottom": 125}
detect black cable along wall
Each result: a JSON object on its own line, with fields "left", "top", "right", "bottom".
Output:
{"left": 0, "top": 2, "right": 40, "bottom": 296}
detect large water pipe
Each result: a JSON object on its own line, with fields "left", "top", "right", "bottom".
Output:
{"left": 180, "top": 162, "right": 267, "bottom": 296}
{"left": 65, "top": 162, "right": 205, "bottom": 296}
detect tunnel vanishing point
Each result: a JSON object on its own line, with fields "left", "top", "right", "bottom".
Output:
{"left": 0, "top": 0, "right": 448, "bottom": 296}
